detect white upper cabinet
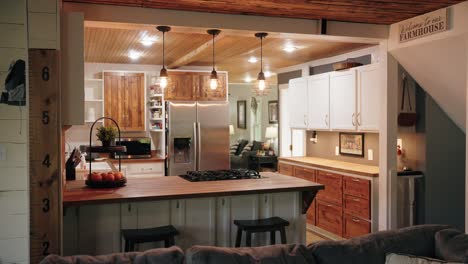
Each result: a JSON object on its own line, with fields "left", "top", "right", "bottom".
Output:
{"left": 288, "top": 77, "right": 308, "bottom": 129}
{"left": 307, "top": 73, "right": 330, "bottom": 130}
{"left": 357, "top": 64, "right": 380, "bottom": 132}
{"left": 330, "top": 70, "right": 357, "bottom": 130}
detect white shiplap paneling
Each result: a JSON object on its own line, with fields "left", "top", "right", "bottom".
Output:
{"left": 0, "top": 48, "right": 26, "bottom": 72}
{"left": 0, "top": 119, "right": 27, "bottom": 143}
{"left": 28, "top": 12, "right": 57, "bottom": 49}
{"left": 0, "top": 191, "right": 28, "bottom": 214}
{"left": 0, "top": 24, "right": 26, "bottom": 48}
{"left": 0, "top": 214, "right": 28, "bottom": 239}
{"left": 0, "top": 105, "right": 28, "bottom": 120}
{"left": 0, "top": 0, "right": 26, "bottom": 25}
{"left": 0, "top": 143, "right": 27, "bottom": 168}
{"left": 0, "top": 237, "right": 28, "bottom": 263}
{"left": 28, "top": 0, "right": 57, "bottom": 13}
{"left": 0, "top": 167, "right": 28, "bottom": 191}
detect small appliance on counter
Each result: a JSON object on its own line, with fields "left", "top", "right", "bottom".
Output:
{"left": 112, "top": 137, "right": 152, "bottom": 159}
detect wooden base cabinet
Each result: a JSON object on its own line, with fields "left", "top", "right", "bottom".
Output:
{"left": 343, "top": 214, "right": 370, "bottom": 239}
{"left": 293, "top": 166, "right": 316, "bottom": 225}
{"left": 278, "top": 163, "right": 293, "bottom": 176}
{"left": 316, "top": 200, "right": 343, "bottom": 236}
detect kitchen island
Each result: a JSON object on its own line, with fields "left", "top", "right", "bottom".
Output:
{"left": 63, "top": 172, "right": 323, "bottom": 255}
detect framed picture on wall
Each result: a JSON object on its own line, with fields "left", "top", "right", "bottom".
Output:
{"left": 268, "top": 100, "right": 278, "bottom": 124}
{"left": 237, "top": 100, "right": 247, "bottom": 129}
{"left": 339, "top": 132, "right": 364, "bottom": 157}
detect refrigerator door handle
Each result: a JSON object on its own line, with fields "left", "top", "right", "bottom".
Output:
{"left": 197, "top": 122, "right": 201, "bottom": 170}
{"left": 193, "top": 122, "right": 197, "bottom": 171}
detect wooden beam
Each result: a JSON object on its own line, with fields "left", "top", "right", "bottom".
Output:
{"left": 168, "top": 33, "right": 226, "bottom": 69}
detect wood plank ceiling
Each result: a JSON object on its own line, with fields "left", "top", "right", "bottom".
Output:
{"left": 84, "top": 23, "right": 371, "bottom": 83}
{"left": 65, "top": 0, "right": 463, "bottom": 24}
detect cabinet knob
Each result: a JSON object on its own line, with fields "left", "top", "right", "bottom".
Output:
{"left": 352, "top": 178, "right": 360, "bottom": 182}
{"left": 357, "top": 112, "right": 362, "bottom": 126}
{"left": 352, "top": 198, "right": 360, "bottom": 202}
{"left": 352, "top": 218, "right": 361, "bottom": 223}
{"left": 352, "top": 113, "right": 356, "bottom": 126}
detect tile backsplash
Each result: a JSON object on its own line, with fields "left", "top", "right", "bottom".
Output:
{"left": 306, "top": 131, "right": 379, "bottom": 166}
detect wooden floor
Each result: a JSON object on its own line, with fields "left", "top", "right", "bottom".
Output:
{"left": 306, "top": 229, "right": 327, "bottom": 245}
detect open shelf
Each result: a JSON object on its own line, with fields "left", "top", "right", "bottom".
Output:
{"left": 149, "top": 106, "right": 163, "bottom": 110}
{"left": 85, "top": 99, "right": 104, "bottom": 102}
{"left": 84, "top": 145, "right": 127, "bottom": 153}
{"left": 150, "top": 94, "right": 164, "bottom": 97}
{"left": 150, "top": 129, "right": 164, "bottom": 132}
{"left": 149, "top": 118, "right": 163, "bottom": 121}
{"left": 85, "top": 78, "right": 103, "bottom": 82}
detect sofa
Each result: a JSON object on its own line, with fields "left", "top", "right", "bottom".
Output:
{"left": 41, "top": 225, "right": 468, "bottom": 264}
{"left": 230, "top": 140, "right": 264, "bottom": 169}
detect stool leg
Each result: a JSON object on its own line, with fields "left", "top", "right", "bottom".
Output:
{"left": 235, "top": 228, "right": 242, "bottom": 247}
{"left": 164, "top": 239, "right": 170, "bottom": 248}
{"left": 246, "top": 231, "right": 252, "bottom": 247}
{"left": 270, "top": 231, "right": 276, "bottom": 245}
{"left": 169, "top": 236, "right": 175, "bottom": 247}
{"left": 124, "top": 239, "right": 130, "bottom": 252}
{"left": 128, "top": 241, "right": 135, "bottom": 252}
{"left": 280, "top": 227, "right": 287, "bottom": 244}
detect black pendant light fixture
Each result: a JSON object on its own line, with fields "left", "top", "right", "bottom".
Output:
{"left": 255, "top": 32, "right": 269, "bottom": 94}
{"left": 157, "top": 25, "right": 171, "bottom": 89}
{"left": 207, "top": 29, "right": 221, "bottom": 90}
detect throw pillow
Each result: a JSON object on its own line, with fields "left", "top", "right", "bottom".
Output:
{"left": 235, "top": 140, "right": 249, "bottom": 156}
{"left": 252, "top": 141, "right": 263, "bottom": 151}
{"left": 385, "top": 253, "right": 463, "bottom": 264}
{"left": 230, "top": 142, "right": 239, "bottom": 155}
{"left": 241, "top": 143, "right": 253, "bottom": 155}
{"left": 435, "top": 228, "right": 468, "bottom": 262}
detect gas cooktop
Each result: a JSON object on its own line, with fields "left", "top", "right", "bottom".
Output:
{"left": 179, "top": 169, "right": 261, "bottom": 182}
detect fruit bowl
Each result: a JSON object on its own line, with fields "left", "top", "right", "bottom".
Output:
{"left": 85, "top": 171, "right": 127, "bottom": 188}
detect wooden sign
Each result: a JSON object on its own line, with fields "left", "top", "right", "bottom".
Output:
{"left": 29, "top": 49, "right": 61, "bottom": 263}
{"left": 399, "top": 8, "right": 448, "bottom": 43}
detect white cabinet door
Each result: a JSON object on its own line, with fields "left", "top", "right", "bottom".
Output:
{"left": 357, "top": 64, "right": 380, "bottom": 132}
{"left": 330, "top": 70, "right": 357, "bottom": 130}
{"left": 307, "top": 73, "right": 330, "bottom": 130}
{"left": 216, "top": 196, "right": 231, "bottom": 247}
{"left": 125, "top": 162, "right": 165, "bottom": 178}
{"left": 183, "top": 198, "right": 217, "bottom": 247}
{"left": 288, "top": 77, "right": 308, "bottom": 129}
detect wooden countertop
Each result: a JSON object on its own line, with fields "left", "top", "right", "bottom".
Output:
{"left": 278, "top": 156, "right": 379, "bottom": 177}
{"left": 63, "top": 172, "right": 324, "bottom": 207}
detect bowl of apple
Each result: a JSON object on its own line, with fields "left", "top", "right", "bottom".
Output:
{"left": 85, "top": 171, "right": 126, "bottom": 188}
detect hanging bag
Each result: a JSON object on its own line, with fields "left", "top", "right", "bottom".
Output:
{"left": 398, "top": 75, "right": 417, "bottom": 126}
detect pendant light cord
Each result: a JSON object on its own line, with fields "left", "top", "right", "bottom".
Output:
{"left": 162, "top": 31, "right": 165, "bottom": 69}
{"left": 260, "top": 36, "right": 263, "bottom": 73}
{"left": 212, "top": 34, "right": 215, "bottom": 71}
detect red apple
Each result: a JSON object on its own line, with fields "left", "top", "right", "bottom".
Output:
{"left": 114, "top": 172, "right": 123, "bottom": 181}
{"left": 103, "top": 173, "right": 115, "bottom": 182}
{"left": 91, "top": 173, "right": 102, "bottom": 182}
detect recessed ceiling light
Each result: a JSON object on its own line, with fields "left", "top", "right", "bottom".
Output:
{"left": 128, "top": 50, "right": 142, "bottom": 60}
{"left": 244, "top": 76, "right": 252, "bottom": 83}
{"left": 264, "top": 71, "right": 274, "bottom": 78}
{"left": 140, "top": 31, "right": 158, "bottom": 46}
{"left": 283, "top": 45, "right": 297, "bottom": 53}
{"left": 248, "top": 56, "right": 258, "bottom": 63}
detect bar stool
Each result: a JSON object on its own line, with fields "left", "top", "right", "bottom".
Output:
{"left": 234, "top": 217, "right": 289, "bottom": 247}
{"left": 121, "top": 225, "right": 179, "bottom": 252}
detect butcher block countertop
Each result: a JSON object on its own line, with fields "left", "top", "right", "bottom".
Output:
{"left": 63, "top": 172, "right": 324, "bottom": 207}
{"left": 279, "top": 156, "right": 379, "bottom": 177}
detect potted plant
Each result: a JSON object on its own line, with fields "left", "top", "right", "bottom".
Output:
{"left": 96, "top": 126, "right": 117, "bottom": 147}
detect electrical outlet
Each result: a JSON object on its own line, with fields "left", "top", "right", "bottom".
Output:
{"left": 335, "top": 146, "right": 339, "bottom": 156}
{"left": 0, "top": 144, "right": 6, "bottom": 161}
{"left": 368, "top": 149, "right": 373, "bottom": 161}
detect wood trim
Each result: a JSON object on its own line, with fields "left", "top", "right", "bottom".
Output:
{"left": 168, "top": 34, "right": 225, "bottom": 68}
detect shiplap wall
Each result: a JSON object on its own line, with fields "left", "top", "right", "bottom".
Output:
{"left": 0, "top": 1, "right": 28, "bottom": 263}
{"left": 0, "top": 0, "right": 58, "bottom": 263}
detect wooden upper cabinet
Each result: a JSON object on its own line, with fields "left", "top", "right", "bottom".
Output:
{"left": 165, "top": 72, "right": 196, "bottom": 101}
{"left": 104, "top": 72, "right": 145, "bottom": 131}
{"left": 164, "top": 71, "right": 227, "bottom": 101}
{"left": 197, "top": 72, "right": 227, "bottom": 101}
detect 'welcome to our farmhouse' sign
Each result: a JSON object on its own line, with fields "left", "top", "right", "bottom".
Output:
{"left": 399, "top": 8, "right": 448, "bottom": 43}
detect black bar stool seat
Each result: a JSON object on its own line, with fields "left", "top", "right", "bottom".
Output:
{"left": 121, "top": 225, "right": 179, "bottom": 252}
{"left": 234, "top": 217, "right": 289, "bottom": 247}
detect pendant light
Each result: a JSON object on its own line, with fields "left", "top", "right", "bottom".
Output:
{"left": 157, "top": 26, "right": 171, "bottom": 89}
{"left": 255, "top": 32, "right": 269, "bottom": 94}
{"left": 207, "top": 29, "right": 221, "bottom": 90}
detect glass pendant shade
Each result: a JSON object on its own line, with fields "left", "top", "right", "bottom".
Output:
{"left": 254, "top": 32, "right": 269, "bottom": 96}
{"left": 207, "top": 29, "right": 221, "bottom": 90}
{"left": 159, "top": 67, "right": 168, "bottom": 89}
{"left": 210, "top": 70, "right": 218, "bottom": 90}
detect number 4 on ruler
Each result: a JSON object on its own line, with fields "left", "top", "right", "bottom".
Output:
{"left": 42, "top": 154, "right": 51, "bottom": 168}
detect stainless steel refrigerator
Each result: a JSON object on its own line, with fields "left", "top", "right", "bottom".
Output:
{"left": 167, "top": 101, "right": 230, "bottom": 175}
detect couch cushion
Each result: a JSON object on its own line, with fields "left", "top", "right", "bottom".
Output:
{"left": 308, "top": 225, "right": 451, "bottom": 264}
{"left": 230, "top": 142, "right": 240, "bottom": 155}
{"left": 235, "top": 140, "right": 249, "bottom": 156}
{"left": 186, "top": 244, "right": 315, "bottom": 264}
{"left": 252, "top": 141, "right": 263, "bottom": 151}
{"left": 435, "top": 228, "right": 468, "bottom": 262}
{"left": 40, "top": 246, "right": 184, "bottom": 264}
{"left": 385, "top": 253, "right": 463, "bottom": 264}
